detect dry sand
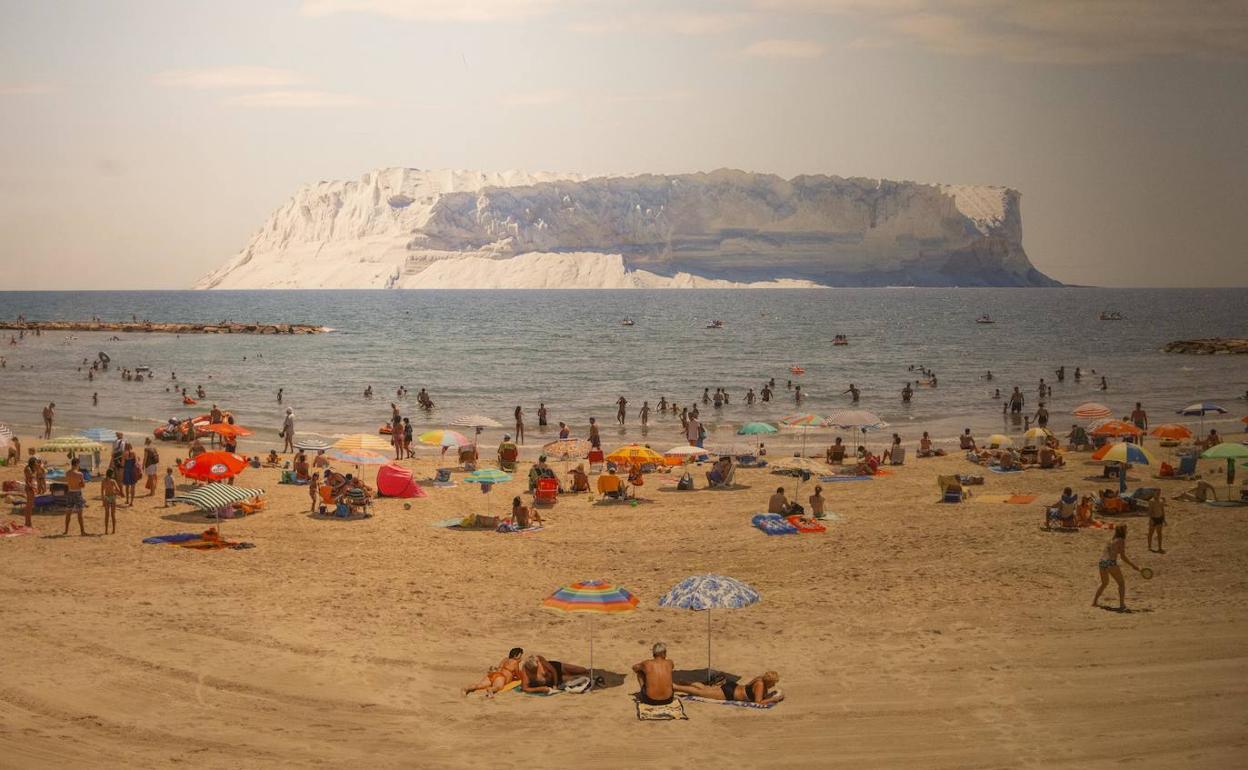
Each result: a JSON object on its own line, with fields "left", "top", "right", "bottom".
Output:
{"left": 2, "top": 439, "right": 1247, "bottom": 769}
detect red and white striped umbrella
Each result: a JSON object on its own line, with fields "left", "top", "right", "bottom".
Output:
{"left": 1073, "top": 402, "right": 1113, "bottom": 419}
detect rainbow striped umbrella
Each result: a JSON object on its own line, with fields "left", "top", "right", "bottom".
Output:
{"left": 327, "top": 448, "right": 389, "bottom": 466}
{"left": 779, "top": 413, "right": 826, "bottom": 428}
{"left": 419, "top": 429, "right": 471, "bottom": 449}
{"left": 542, "top": 579, "right": 639, "bottom": 685}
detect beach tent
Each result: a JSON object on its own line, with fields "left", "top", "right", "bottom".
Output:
{"left": 376, "top": 463, "right": 427, "bottom": 498}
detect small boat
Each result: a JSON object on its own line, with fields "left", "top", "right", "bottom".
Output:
{"left": 135, "top": 365, "right": 151, "bottom": 373}
{"left": 1099, "top": 311, "right": 1125, "bottom": 321}
{"left": 832, "top": 334, "right": 848, "bottom": 346}
{"left": 620, "top": 318, "right": 635, "bottom": 326}
{"left": 706, "top": 320, "right": 724, "bottom": 329}
{"left": 975, "top": 315, "right": 995, "bottom": 324}
{"left": 790, "top": 366, "right": 805, "bottom": 375}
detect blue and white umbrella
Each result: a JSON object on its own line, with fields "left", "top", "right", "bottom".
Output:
{"left": 1176, "top": 401, "right": 1228, "bottom": 434}
{"left": 659, "top": 574, "right": 760, "bottom": 682}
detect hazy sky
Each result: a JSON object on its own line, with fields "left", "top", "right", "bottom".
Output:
{"left": 2, "top": 0, "right": 1246, "bottom": 289}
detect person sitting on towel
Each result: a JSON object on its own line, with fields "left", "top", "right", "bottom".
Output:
{"left": 312, "top": 450, "right": 329, "bottom": 469}
{"left": 511, "top": 496, "right": 544, "bottom": 528}
{"left": 674, "top": 671, "right": 782, "bottom": 706}
{"left": 264, "top": 449, "right": 281, "bottom": 467}
{"left": 520, "top": 654, "right": 591, "bottom": 694}
{"left": 768, "top": 487, "right": 790, "bottom": 514}
{"left": 959, "top": 429, "right": 977, "bottom": 451}
{"left": 1038, "top": 445, "right": 1064, "bottom": 469}
{"left": 632, "top": 643, "right": 674, "bottom": 706}
{"left": 567, "top": 464, "right": 590, "bottom": 492}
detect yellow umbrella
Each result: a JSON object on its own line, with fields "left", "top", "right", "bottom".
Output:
{"left": 606, "top": 445, "right": 664, "bottom": 465}
{"left": 1021, "top": 427, "right": 1053, "bottom": 445}
{"left": 987, "top": 434, "right": 1013, "bottom": 448}
{"left": 333, "top": 433, "right": 391, "bottom": 452}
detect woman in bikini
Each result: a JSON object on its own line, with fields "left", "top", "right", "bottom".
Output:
{"left": 101, "top": 468, "right": 121, "bottom": 535}
{"left": 463, "top": 647, "right": 524, "bottom": 697}
{"left": 673, "top": 671, "right": 782, "bottom": 706}
{"left": 518, "top": 654, "right": 591, "bottom": 694}
{"left": 1092, "top": 524, "right": 1140, "bottom": 610}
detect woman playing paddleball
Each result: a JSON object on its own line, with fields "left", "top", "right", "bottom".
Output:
{"left": 1092, "top": 524, "right": 1141, "bottom": 611}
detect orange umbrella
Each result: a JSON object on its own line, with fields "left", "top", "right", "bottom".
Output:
{"left": 1148, "top": 424, "right": 1192, "bottom": 441}
{"left": 1090, "top": 420, "right": 1142, "bottom": 438}
{"left": 202, "top": 423, "right": 253, "bottom": 439}
{"left": 180, "top": 451, "right": 248, "bottom": 481}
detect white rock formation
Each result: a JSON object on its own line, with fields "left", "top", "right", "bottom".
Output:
{"left": 196, "top": 168, "right": 1056, "bottom": 289}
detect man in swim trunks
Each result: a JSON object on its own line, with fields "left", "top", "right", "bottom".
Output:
{"left": 520, "top": 654, "right": 591, "bottom": 694}
{"left": 1147, "top": 492, "right": 1167, "bottom": 553}
{"left": 632, "top": 643, "right": 674, "bottom": 705}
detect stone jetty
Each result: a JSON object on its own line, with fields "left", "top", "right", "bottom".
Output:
{"left": 1162, "top": 338, "right": 1248, "bottom": 355}
{"left": 0, "top": 320, "right": 326, "bottom": 335}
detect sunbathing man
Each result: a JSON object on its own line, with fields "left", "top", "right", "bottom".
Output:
{"left": 706, "top": 456, "right": 733, "bottom": 487}
{"left": 519, "top": 654, "right": 591, "bottom": 694}
{"left": 674, "top": 671, "right": 782, "bottom": 706}
{"left": 632, "top": 643, "right": 674, "bottom": 706}
{"left": 264, "top": 449, "right": 281, "bottom": 467}
{"left": 767, "top": 487, "right": 789, "bottom": 514}
{"left": 463, "top": 647, "right": 525, "bottom": 696}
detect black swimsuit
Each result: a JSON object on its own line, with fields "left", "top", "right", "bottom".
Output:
{"left": 723, "top": 681, "right": 758, "bottom": 702}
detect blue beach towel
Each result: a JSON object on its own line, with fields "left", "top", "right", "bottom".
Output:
{"left": 988, "top": 465, "right": 1023, "bottom": 474}
{"left": 818, "top": 475, "right": 872, "bottom": 483}
{"left": 142, "top": 532, "right": 202, "bottom": 544}
{"left": 751, "top": 513, "right": 798, "bottom": 536}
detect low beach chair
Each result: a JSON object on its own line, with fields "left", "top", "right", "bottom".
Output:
{"left": 533, "top": 477, "right": 558, "bottom": 506}
{"left": 828, "top": 445, "right": 846, "bottom": 464}
{"left": 888, "top": 447, "right": 906, "bottom": 466}
{"left": 588, "top": 448, "right": 605, "bottom": 473}
{"left": 498, "top": 445, "right": 519, "bottom": 473}
{"left": 1175, "top": 454, "right": 1198, "bottom": 479}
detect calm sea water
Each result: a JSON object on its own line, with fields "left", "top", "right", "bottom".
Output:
{"left": 1, "top": 289, "right": 1245, "bottom": 452}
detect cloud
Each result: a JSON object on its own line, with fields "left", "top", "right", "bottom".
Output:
{"left": 0, "top": 83, "right": 56, "bottom": 95}
{"left": 152, "top": 66, "right": 302, "bottom": 90}
{"left": 499, "top": 88, "right": 571, "bottom": 107}
{"left": 223, "top": 90, "right": 370, "bottom": 108}
{"left": 754, "top": 0, "right": 1248, "bottom": 64}
{"left": 744, "top": 39, "right": 826, "bottom": 58}
{"left": 571, "top": 10, "right": 753, "bottom": 36}
{"left": 300, "top": 0, "right": 559, "bottom": 22}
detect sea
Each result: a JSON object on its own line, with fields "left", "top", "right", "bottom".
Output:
{"left": 1, "top": 289, "right": 1245, "bottom": 454}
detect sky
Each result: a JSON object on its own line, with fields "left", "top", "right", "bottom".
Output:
{"left": 1, "top": 0, "right": 1246, "bottom": 289}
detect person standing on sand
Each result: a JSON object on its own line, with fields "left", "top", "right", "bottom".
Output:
{"left": 64, "top": 458, "right": 87, "bottom": 536}
{"left": 588, "top": 417, "right": 600, "bottom": 449}
{"left": 632, "top": 643, "right": 674, "bottom": 706}
{"left": 514, "top": 405, "right": 525, "bottom": 444}
{"left": 122, "top": 443, "right": 140, "bottom": 506}
{"left": 281, "top": 408, "right": 295, "bottom": 453}
{"left": 617, "top": 396, "right": 628, "bottom": 425}
{"left": 685, "top": 415, "right": 700, "bottom": 447}
{"left": 1093, "top": 524, "right": 1141, "bottom": 611}
{"left": 41, "top": 402, "right": 54, "bottom": 439}
{"left": 391, "top": 412, "right": 404, "bottom": 460}
{"left": 1147, "top": 493, "right": 1167, "bottom": 553}
{"left": 309, "top": 472, "right": 321, "bottom": 513}
{"left": 101, "top": 469, "right": 121, "bottom": 535}
{"left": 22, "top": 457, "right": 37, "bottom": 528}
{"left": 1130, "top": 402, "right": 1148, "bottom": 432}
{"left": 143, "top": 438, "right": 160, "bottom": 497}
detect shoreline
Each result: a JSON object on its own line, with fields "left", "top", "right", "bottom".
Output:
{"left": 1, "top": 320, "right": 327, "bottom": 335}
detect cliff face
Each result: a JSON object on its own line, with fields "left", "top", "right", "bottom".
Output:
{"left": 195, "top": 168, "right": 1057, "bottom": 289}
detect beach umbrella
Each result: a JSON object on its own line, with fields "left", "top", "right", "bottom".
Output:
{"left": 450, "top": 415, "right": 503, "bottom": 429}
{"left": 1073, "top": 402, "right": 1114, "bottom": 419}
{"left": 736, "top": 422, "right": 777, "bottom": 436}
{"left": 542, "top": 437, "right": 593, "bottom": 460}
{"left": 179, "top": 451, "right": 247, "bottom": 482}
{"left": 334, "top": 433, "right": 392, "bottom": 452}
{"left": 39, "top": 436, "right": 104, "bottom": 454}
{"left": 778, "top": 413, "right": 826, "bottom": 428}
{"left": 542, "top": 579, "right": 639, "bottom": 685}
{"left": 1202, "top": 443, "right": 1248, "bottom": 485}
{"left": 173, "top": 483, "right": 265, "bottom": 510}
{"left": 1091, "top": 420, "right": 1143, "bottom": 438}
{"left": 986, "top": 434, "right": 1012, "bottom": 448}
{"left": 202, "top": 423, "right": 254, "bottom": 439}
{"left": 1177, "top": 401, "right": 1228, "bottom": 434}
{"left": 0, "top": 423, "right": 13, "bottom": 440}
{"left": 1149, "top": 424, "right": 1193, "bottom": 441}
{"left": 659, "top": 574, "right": 760, "bottom": 683}
{"left": 1096, "top": 442, "right": 1156, "bottom": 493}
{"left": 824, "top": 410, "right": 887, "bottom": 430}
{"left": 1021, "top": 427, "right": 1053, "bottom": 446}
{"left": 464, "top": 468, "right": 512, "bottom": 514}
{"left": 771, "top": 456, "right": 822, "bottom": 474}
{"left": 419, "top": 429, "right": 471, "bottom": 449}
{"left": 80, "top": 427, "right": 118, "bottom": 442}
{"left": 606, "top": 445, "right": 664, "bottom": 465}
{"left": 292, "top": 434, "right": 334, "bottom": 452}
{"left": 327, "top": 448, "right": 389, "bottom": 476}
{"left": 664, "top": 445, "right": 714, "bottom": 458}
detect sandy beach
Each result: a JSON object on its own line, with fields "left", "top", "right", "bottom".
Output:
{"left": 2, "top": 436, "right": 1246, "bottom": 769}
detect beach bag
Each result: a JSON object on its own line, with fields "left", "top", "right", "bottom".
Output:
{"left": 561, "top": 676, "right": 592, "bottom": 693}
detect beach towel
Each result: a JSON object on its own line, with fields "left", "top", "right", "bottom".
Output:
{"left": 0, "top": 523, "right": 37, "bottom": 538}
{"left": 636, "top": 697, "right": 688, "bottom": 721}
{"left": 143, "top": 529, "right": 249, "bottom": 550}
{"left": 752, "top": 513, "right": 798, "bottom": 536}
{"left": 786, "top": 515, "right": 826, "bottom": 533}
{"left": 1007, "top": 494, "right": 1038, "bottom": 505}
{"left": 817, "top": 475, "right": 872, "bottom": 483}
{"left": 988, "top": 465, "right": 1023, "bottom": 474}
{"left": 679, "top": 689, "right": 783, "bottom": 710}
{"left": 495, "top": 524, "right": 544, "bottom": 534}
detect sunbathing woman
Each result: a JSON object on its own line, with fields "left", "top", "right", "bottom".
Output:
{"left": 567, "top": 464, "right": 590, "bottom": 492}
{"left": 463, "top": 647, "right": 525, "bottom": 696}
{"left": 519, "top": 654, "right": 591, "bottom": 694}
{"left": 674, "top": 671, "right": 782, "bottom": 706}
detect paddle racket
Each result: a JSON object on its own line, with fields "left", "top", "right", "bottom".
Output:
{"left": 1140, "top": 567, "right": 1154, "bottom": 580}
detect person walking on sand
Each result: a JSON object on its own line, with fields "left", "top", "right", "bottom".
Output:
{"left": 122, "top": 443, "right": 140, "bottom": 506}
{"left": 1093, "top": 524, "right": 1141, "bottom": 611}
{"left": 63, "top": 458, "right": 87, "bottom": 536}
{"left": 22, "top": 457, "right": 37, "bottom": 528}
{"left": 632, "top": 643, "right": 674, "bottom": 706}
{"left": 143, "top": 438, "right": 160, "bottom": 497}
{"left": 616, "top": 396, "right": 628, "bottom": 425}
{"left": 281, "top": 408, "right": 295, "bottom": 453}
{"left": 1147, "top": 493, "right": 1167, "bottom": 553}
{"left": 588, "top": 417, "right": 600, "bottom": 449}
{"left": 41, "top": 402, "right": 54, "bottom": 439}
{"left": 514, "top": 405, "right": 525, "bottom": 445}
{"left": 101, "top": 469, "right": 121, "bottom": 535}
{"left": 685, "top": 414, "right": 701, "bottom": 447}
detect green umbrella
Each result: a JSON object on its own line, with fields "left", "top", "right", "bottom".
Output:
{"left": 1202, "top": 443, "right": 1248, "bottom": 485}
{"left": 465, "top": 468, "right": 513, "bottom": 515}
{"left": 737, "top": 422, "right": 778, "bottom": 436}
